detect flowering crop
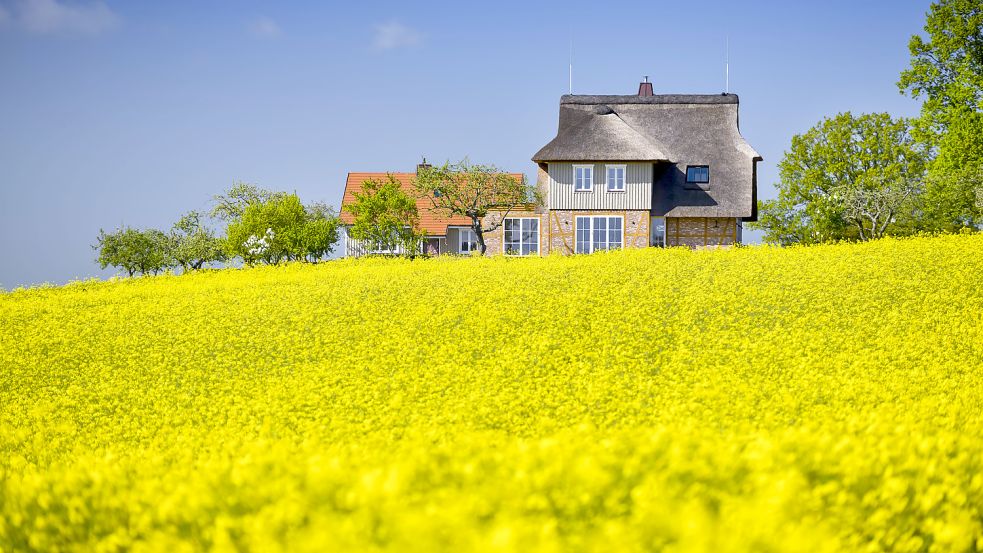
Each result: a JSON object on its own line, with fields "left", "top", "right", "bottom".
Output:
{"left": 2, "top": 235, "right": 982, "bottom": 552}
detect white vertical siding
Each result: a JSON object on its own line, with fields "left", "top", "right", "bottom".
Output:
{"left": 342, "top": 226, "right": 417, "bottom": 257}
{"left": 548, "top": 162, "right": 653, "bottom": 210}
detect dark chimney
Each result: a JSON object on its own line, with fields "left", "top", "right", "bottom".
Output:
{"left": 417, "top": 157, "right": 432, "bottom": 174}
{"left": 638, "top": 76, "right": 653, "bottom": 97}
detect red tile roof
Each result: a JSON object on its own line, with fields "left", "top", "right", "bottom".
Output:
{"left": 339, "top": 172, "right": 525, "bottom": 236}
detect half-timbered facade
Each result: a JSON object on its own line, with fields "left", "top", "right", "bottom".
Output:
{"left": 531, "top": 79, "right": 762, "bottom": 250}
{"left": 339, "top": 79, "right": 761, "bottom": 257}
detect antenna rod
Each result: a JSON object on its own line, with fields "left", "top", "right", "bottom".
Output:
{"left": 725, "top": 35, "right": 730, "bottom": 94}
{"left": 568, "top": 29, "right": 573, "bottom": 94}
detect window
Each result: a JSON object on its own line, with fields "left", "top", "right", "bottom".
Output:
{"left": 686, "top": 165, "right": 710, "bottom": 184}
{"left": 606, "top": 165, "right": 626, "bottom": 191}
{"left": 651, "top": 216, "right": 666, "bottom": 247}
{"left": 575, "top": 216, "right": 623, "bottom": 253}
{"left": 459, "top": 228, "right": 478, "bottom": 253}
{"left": 574, "top": 165, "right": 593, "bottom": 192}
{"left": 504, "top": 218, "right": 539, "bottom": 255}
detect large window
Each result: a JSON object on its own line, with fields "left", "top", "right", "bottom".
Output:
{"left": 575, "top": 216, "right": 623, "bottom": 253}
{"left": 686, "top": 165, "right": 710, "bottom": 184}
{"left": 459, "top": 228, "right": 478, "bottom": 253}
{"left": 606, "top": 165, "right": 625, "bottom": 191}
{"left": 504, "top": 218, "right": 539, "bottom": 255}
{"left": 574, "top": 165, "right": 593, "bottom": 192}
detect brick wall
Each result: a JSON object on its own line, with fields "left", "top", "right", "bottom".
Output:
{"left": 665, "top": 217, "right": 738, "bottom": 248}
{"left": 481, "top": 210, "right": 549, "bottom": 256}
{"left": 547, "top": 210, "right": 650, "bottom": 254}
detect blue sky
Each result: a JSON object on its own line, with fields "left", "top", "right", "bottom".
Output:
{"left": 0, "top": 0, "right": 929, "bottom": 288}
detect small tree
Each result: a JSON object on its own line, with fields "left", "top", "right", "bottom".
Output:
{"left": 344, "top": 174, "right": 424, "bottom": 256}
{"left": 226, "top": 194, "right": 306, "bottom": 265}
{"left": 94, "top": 227, "right": 172, "bottom": 277}
{"left": 833, "top": 176, "right": 921, "bottom": 241}
{"left": 299, "top": 202, "right": 342, "bottom": 262}
{"left": 225, "top": 193, "right": 342, "bottom": 264}
{"left": 413, "top": 159, "right": 535, "bottom": 254}
{"left": 170, "top": 211, "right": 225, "bottom": 272}
{"left": 211, "top": 181, "right": 283, "bottom": 222}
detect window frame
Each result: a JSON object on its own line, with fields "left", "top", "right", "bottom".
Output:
{"left": 605, "top": 164, "right": 626, "bottom": 192}
{"left": 459, "top": 228, "right": 478, "bottom": 253}
{"left": 573, "top": 164, "right": 594, "bottom": 192}
{"left": 574, "top": 215, "right": 624, "bottom": 254}
{"left": 685, "top": 165, "right": 710, "bottom": 184}
{"left": 503, "top": 217, "right": 540, "bottom": 256}
{"left": 651, "top": 216, "right": 666, "bottom": 248}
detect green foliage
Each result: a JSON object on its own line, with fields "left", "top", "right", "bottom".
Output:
{"left": 414, "top": 158, "right": 536, "bottom": 254}
{"left": 344, "top": 174, "right": 425, "bottom": 257}
{"left": 225, "top": 193, "right": 341, "bottom": 265}
{"left": 94, "top": 227, "right": 173, "bottom": 277}
{"left": 898, "top": 0, "right": 983, "bottom": 134}
{"left": 898, "top": 0, "right": 983, "bottom": 229}
{"left": 921, "top": 166, "right": 983, "bottom": 231}
{"left": 170, "top": 211, "right": 225, "bottom": 272}
{"left": 298, "top": 202, "right": 342, "bottom": 263}
{"left": 751, "top": 112, "right": 927, "bottom": 244}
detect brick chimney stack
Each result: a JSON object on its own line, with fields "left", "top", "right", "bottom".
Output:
{"left": 638, "top": 76, "right": 654, "bottom": 97}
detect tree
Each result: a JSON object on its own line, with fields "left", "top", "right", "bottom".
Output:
{"left": 833, "top": 176, "right": 921, "bottom": 241}
{"left": 226, "top": 193, "right": 305, "bottom": 265}
{"left": 170, "top": 211, "right": 225, "bottom": 272}
{"left": 898, "top": 1, "right": 983, "bottom": 229}
{"left": 298, "top": 202, "right": 342, "bottom": 263}
{"left": 750, "top": 112, "right": 927, "bottom": 244}
{"left": 211, "top": 181, "right": 283, "bottom": 222}
{"left": 94, "top": 227, "right": 173, "bottom": 277}
{"left": 920, "top": 166, "right": 983, "bottom": 230}
{"left": 898, "top": 0, "right": 983, "bottom": 135}
{"left": 413, "top": 159, "right": 535, "bottom": 254}
{"left": 225, "top": 193, "right": 342, "bottom": 265}
{"left": 344, "top": 174, "right": 425, "bottom": 257}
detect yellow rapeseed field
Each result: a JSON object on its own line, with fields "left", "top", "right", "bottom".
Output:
{"left": 2, "top": 235, "right": 983, "bottom": 552}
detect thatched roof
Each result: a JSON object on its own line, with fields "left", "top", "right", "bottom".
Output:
{"left": 532, "top": 93, "right": 762, "bottom": 219}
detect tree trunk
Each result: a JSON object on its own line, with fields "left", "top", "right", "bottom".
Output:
{"left": 472, "top": 216, "right": 487, "bottom": 255}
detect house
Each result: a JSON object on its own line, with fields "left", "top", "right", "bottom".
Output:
{"left": 339, "top": 78, "right": 761, "bottom": 256}
{"left": 338, "top": 169, "right": 527, "bottom": 257}
{"left": 527, "top": 78, "right": 762, "bottom": 252}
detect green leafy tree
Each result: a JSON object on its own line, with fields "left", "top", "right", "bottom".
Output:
{"left": 170, "top": 211, "right": 225, "bottom": 272}
{"left": 413, "top": 159, "right": 536, "bottom": 254}
{"left": 94, "top": 227, "right": 173, "bottom": 277}
{"left": 344, "top": 174, "right": 425, "bottom": 257}
{"left": 898, "top": 0, "right": 983, "bottom": 135}
{"left": 226, "top": 193, "right": 306, "bottom": 265}
{"left": 225, "top": 193, "right": 341, "bottom": 264}
{"left": 899, "top": 0, "right": 983, "bottom": 229}
{"left": 751, "top": 112, "right": 927, "bottom": 244}
{"left": 299, "top": 202, "right": 342, "bottom": 263}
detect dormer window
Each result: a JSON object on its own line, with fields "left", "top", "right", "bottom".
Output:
{"left": 606, "top": 165, "right": 625, "bottom": 192}
{"left": 686, "top": 165, "right": 710, "bottom": 184}
{"left": 574, "top": 165, "right": 593, "bottom": 192}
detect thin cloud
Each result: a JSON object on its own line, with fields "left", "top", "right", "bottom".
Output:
{"left": 6, "top": 0, "right": 120, "bottom": 35}
{"left": 372, "top": 20, "right": 422, "bottom": 51}
{"left": 247, "top": 16, "right": 280, "bottom": 39}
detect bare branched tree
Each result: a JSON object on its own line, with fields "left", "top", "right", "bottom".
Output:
{"left": 413, "top": 158, "right": 539, "bottom": 254}
{"left": 834, "top": 176, "right": 921, "bottom": 241}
